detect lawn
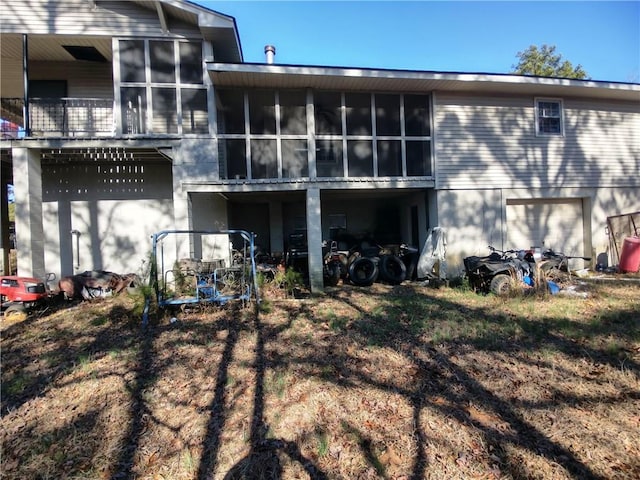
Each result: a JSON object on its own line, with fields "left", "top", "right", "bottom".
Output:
{"left": 1, "top": 280, "right": 639, "bottom": 479}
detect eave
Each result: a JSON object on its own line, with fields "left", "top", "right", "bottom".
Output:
{"left": 208, "top": 62, "right": 640, "bottom": 102}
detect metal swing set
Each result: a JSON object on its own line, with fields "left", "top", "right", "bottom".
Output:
{"left": 143, "top": 229, "right": 260, "bottom": 325}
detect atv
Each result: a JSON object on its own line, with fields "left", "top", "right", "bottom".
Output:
{"left": 463, "top": 246, "right": 533, "bottom": 295}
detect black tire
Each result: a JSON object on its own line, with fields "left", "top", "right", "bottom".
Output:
{"left": 490, "top": 274, "right": 512, "bottom": 296}
{"left": 324, "top": 262, "right": 341, "bottom": 286}
{"left": 402, "top": 251, "right": 419, "bottom": 281}
{"left": 348, "top": 257, "right": 379, "bottom": 286}
{"left": 4, "top": 304, "right": 28, "bottom": 322}
{"left": 379, "top": 254, "right": 407, "bottom": 285}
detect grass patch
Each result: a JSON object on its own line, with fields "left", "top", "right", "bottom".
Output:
{"left": 1, "top": 282, "right": 638, "bottom": 480}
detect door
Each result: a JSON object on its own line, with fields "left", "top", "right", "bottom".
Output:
{"left": 506, "top": 198, "right": 585, "bottom": 259}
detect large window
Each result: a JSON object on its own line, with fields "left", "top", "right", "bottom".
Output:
{"left": 216, "top": 89, "right": 432, "bottom": 180}
{"left": 118, "top": 39, "right": 207, "bottom": 135}
{"left": 536, "top": 98, "right": 563, "bottom": 136}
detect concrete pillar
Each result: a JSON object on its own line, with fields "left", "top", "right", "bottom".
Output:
{"left": 269, "top": 200, "right": 284, "bottom": 256}
{"left": 13, "top": 147, "right": 45, "bottom": 277}
{"left": 0, "top": 162, "right": 10, "bottom": 274}
{"left": 306, "top": 187, "right": 323, "bottom": 293}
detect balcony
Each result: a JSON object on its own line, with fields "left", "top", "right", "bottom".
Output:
{"left": 1, "top": 97, "right": 115, "bottom": 138}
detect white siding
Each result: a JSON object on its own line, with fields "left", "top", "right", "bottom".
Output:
{"left": 30, "top": 61, "right": 113, "bottom": 98}
{"left": 435, "top": 92, "right": 640, "bottom": 190}
{"left": 1, "top": 0, "right": 201, "bottom": 38}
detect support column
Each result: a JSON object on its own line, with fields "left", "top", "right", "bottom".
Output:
{"left": 306, "top": 187, "right": 323, "bottom": 293}
{"left": 0, "top": 162, "right": 10, "bottom": 274}
{"left": 13, "top": 147, "right": 45, "bottom": 277}
{"left": 268, "top": 200, "right": 284, "bottom": 256}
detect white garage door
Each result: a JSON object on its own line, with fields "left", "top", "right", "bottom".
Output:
{"left": 506, "top": 199, "right": 585, "bottom": 257}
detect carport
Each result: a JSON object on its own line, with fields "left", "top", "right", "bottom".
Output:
{"left": 188, "top": 186, "right": 431, "bottom": 292}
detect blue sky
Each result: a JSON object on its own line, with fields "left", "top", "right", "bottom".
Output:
{"left": 200, "top": 1, "right": 640, "bottom": 83}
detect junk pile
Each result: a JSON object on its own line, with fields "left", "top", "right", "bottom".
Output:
{"left": 59, "top": 270, "right": 140, "bottom": 300}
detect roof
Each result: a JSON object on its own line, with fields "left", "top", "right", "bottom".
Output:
{"left": 129, "top": 0, "right": 243, "bottom": 62}
{"left": 208, "top": 62, "right": 640, "bottom": 102}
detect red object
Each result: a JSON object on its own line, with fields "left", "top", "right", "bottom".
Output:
{"left": 0, "top": 276, "right": 48, "bottom": 307}
{"left": 618, "top": 236, "right": 640, "bottom": 273}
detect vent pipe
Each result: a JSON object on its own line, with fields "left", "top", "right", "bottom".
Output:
{"left": 264, "top": 44, "right": 276, "bottom": 64}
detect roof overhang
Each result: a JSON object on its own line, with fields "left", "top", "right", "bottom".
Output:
{"left": 130, "top": 0, "right": 243, "bottom": 62}
{"left": 208, "top": 63, "right": 640, "bottom": 102}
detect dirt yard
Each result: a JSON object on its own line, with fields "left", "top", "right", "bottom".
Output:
{"left": 1, "top": 280, "right": 639, "bottom": 479}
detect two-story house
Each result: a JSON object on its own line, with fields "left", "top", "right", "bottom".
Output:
{"left": 1, "top": 0, "right": 638, "bottom": 292}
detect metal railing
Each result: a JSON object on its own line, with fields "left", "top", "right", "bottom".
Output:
{"left": 1, "top": 97, "right": 115, "bottom": 138}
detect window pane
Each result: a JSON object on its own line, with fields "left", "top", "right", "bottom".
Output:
{"left": 250, "top": 139, "right": 277, "bottom": 179}
{"left": 119, "top": 40, "right": 145, "bottom": 82}
{"left": 347, "top": 140, "right": 373, "bottom": 177}
{"left": 405, "top": 95, "right": 430, "bottom": 136}
{"left": 316, "top": 139, "right": 344, "bottom": 177}
{"left": 377, "top": 140, "right": 402, "bottom": 176}
{"left": 314, "top": 91, "right": 341, "bottom": 135}
{"left": 151, "top": 87, "right": 177, "bottom": 133}
{"left": 121, "top": 87, "right": 147, "bottom": 134}
{"left": 282, "top": 139, "right": 308, "bottom": 178}
{"left": 249, "top": 90, "right": 276, "bottom": 134}
{"left": 220, "top": 139, "right": 246, "bottom": 179}
{"left": 406, "top": 141, "right": 431, "bottom": 176}
{"left": 539, "top": 118, "right": 561, "bottom": 134}
{"left": 216, "top": 89, "right": 244, "bottom": 134}
{"left": 539, "top": 102, "right": 559, "bottom": 117}
{"left": 181, "top": 88, "right": 208, "bottom": 134}
{"left": 150, "top": 41, "right": 176, "bottom": 84}
{"left": 375, "top": 94, "right": 401, "bottom": 136}
{"left": 280, "top": 90, "right": 307, "bottom": 135}
{"left": 179, "top": 42, "right": 203, "bottom": 84}
{"left": 346, "top": 93, "right": 371, "bottom": 136}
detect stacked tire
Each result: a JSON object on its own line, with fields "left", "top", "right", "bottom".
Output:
{"left": 347, "top": 253, "right": 407, "bottom": 286}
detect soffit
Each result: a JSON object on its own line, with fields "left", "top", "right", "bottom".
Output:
{"left": 0, "top": 1, "right": 241, "bottom": 63}
{"left": 209, "top": 63, "right": 640, "bottom": 102}
{"left": 1, "top": 33, "right": 114, "bottom": 62}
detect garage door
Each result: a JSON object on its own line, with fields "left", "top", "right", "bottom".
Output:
{"left": 506, "top": 199, "right": 585, "bottom": 258}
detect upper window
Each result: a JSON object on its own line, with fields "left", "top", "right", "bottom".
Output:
{"left": 118, "top": 39, "right": 207, "bottom": 135}
{"left": 536, "top": 98, "right": 563, "bottom": 136}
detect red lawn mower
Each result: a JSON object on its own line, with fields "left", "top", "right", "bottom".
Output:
{"left": 0, "top": 274, "right": 56, "bottom": 322}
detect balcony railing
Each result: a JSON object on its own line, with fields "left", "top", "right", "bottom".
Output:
{"left": 1, "top": 97, "right": 114, "bottom": 138}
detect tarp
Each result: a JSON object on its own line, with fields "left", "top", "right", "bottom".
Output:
{"left": 417, "top": 227, "right": 447, "bottom": 279}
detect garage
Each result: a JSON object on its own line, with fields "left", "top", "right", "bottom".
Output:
{"left": 506, "top": 198, "right": 587, "bottom": 263}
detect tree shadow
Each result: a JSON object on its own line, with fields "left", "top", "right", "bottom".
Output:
{"left": 288, "top": 284, "right": 634, "bottom": 479}
{"left": 203, "top": 303, "right": 328, "bottom": 480}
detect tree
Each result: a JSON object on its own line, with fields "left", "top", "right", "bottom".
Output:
{"left": 512, "top": 44, "right": 589, "bottom": 79}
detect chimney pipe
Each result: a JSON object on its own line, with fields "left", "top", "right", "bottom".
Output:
{"left": 264, "top": 44, "right": 276, "bottom": 64}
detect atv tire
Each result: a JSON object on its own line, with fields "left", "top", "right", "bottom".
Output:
{"left": 4, "top": 304, "right": 28, "bottom": 322}
{"left": 490, "top": 274, "right": 512, "bottom": 296}
{"left": 324, "top": 263, "right": 341, "bottom": 286}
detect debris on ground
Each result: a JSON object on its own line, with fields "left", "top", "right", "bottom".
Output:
{"left": 58, "top": 270, "right": 140, "bottom": 300}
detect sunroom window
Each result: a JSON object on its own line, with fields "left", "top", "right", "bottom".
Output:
{"left": 215, "top": 89, "right": 432, "bottom": 180}
{"left": 117, "top": 39, "right": 207, "bottom": 135}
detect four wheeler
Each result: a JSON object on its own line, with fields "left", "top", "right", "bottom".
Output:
{"left": 539, "top": 249, "right": 591, "bottom": 282}
{"left": 0, "top": 274, "right": 53, "bottom": 321}
{"left": 322, "top": 240, "right": 348, "bottom": 286}
{"left": 463, "top": 246, "right": 533, "bottom": 296}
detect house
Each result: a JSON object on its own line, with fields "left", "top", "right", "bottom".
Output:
{"left": 1, "top": 0, "right": 638, "bottom": 293}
